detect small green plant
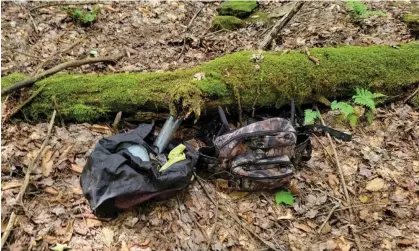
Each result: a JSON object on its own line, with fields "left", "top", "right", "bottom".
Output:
{"left": 275, "top": 190, "right": 295, "bottom": 206}
{"left": 304, "top": 88, "right": 385, "bottom": 128}
{"left": 346, "top": 0, "right": 386, "bottom": 20}
{"left": 69, "top": 5, "right": 100, "bottom": 26}
{"left": 303, "top": 109, "right": 320, "bottom": 125}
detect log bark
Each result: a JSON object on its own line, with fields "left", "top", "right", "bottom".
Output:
{"left": 2, "top": 43, "right": 419, "bottom": 123}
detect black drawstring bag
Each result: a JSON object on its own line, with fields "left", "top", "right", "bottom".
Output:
{"left": 80, "top": 124, "right": 198, "bottom": 218}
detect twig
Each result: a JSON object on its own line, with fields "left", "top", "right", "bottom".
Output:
{"left": 30, "top": 1, "right": 103, "bottom": 11}
{"left": 2, "top": 52, "right": 126, "bottom": 95}
{"left": 194, "top": 173, "right": 282, "bottom": 251}
{"left": 316, "top": 108, "right": 364, "bottom": 251}
{"left": 52, "top": 96, "right": 65, "bottom": 127}
{"left": 318, "top": 202, "right": 340, "bottom": 234}
{"left": 259, "top": 2, "right": 304, "bottom": 50}
{"left": 15, "top": 110, "right": 56, "bottom": 205}
{"left": 27, "top": 9, "right": 39, "bottom": 33}
{"left": 177, "top": 6, "right": 203, "bottom": 60}
{"left": 403, "top": 85, "right": 419, "bottom": 103}
{"left": 1, "top": 212, "right": 17, "bottom": 248}
{"left": 205, "top": 201, "right": 219, "bottom": 251}
{"left": 2, "top": 84, "right": 46, "bottom": 124}
{"left": 12, "top": 49, "right": 42, "bottom": 60}
{"left": 112, "top": 111, "right": 122, "bottom": 133}
{"left": 32, "top": 39, "right": 83, "bottom": 76}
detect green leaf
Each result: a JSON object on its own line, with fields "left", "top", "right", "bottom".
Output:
{"left": 275, "top": 190, "right": 295, "bottom": 206}
{"left": 71, "top": 9, "right": 83, "bottom": 20}
{"left": 82, "top": 13, "right": 96, "bottom": 24}
{"left": 348, "top": 113, "right": 358, "bottom": 128}
{"left": 331, "top": 101, "right": 354, "bottom": 119}
{"left": 303, "top": 109, "right": 319, "bottom": 125}
{"left": 51, "top": 244, "right": 70, "bottom": 251}
{"left": 352, "top": 88, "right": 376, "bottom": 111}
{"left": 365, "top": 109, "right": 374, "bottom": 124}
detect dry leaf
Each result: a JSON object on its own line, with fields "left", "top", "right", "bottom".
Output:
{"left": 337, "top": 236, "right": 351, "bottom": 251}
{"left": 72, "top": 185, "right": 83, "bottom": 195}
{"left": 397, "top": 239, "right": 416, "bottom": 246}
{"left": 42, "top": 149, "right": 54, "bottom": 177}
{"left": 294, "top": 223, "right": 312, "bottom": 233}
{"left": 86, "top": 218, "right": 102, "bottom": 228}
{"left": 121, "top": 241, "right": 130, "bottom": 251}
{"left": 289, "top": 179, "right": 300, "bottom": 195}
{"left": 44, "top": 187, "right": 58, "bottom": 195}
{"left": 139, "top": 239, "right": 151, "bottom": 248}
{"left": 229, "top": 191, "right": 249, "bottom": 200}
{"left": 278, "top": 208, "right": 294, "bottom": 220}
{"left": 359, "top": 194, "right": 369, "bottom": 203}
{"left": 70, "top": 164, "right": 83, "bottom": 174}
{"left": 382, "top": 239, "right": 392, "bottom": 249}
{"left": 1, "top": 221, "right": 7, "bottom": 233}
{"left": 2, "top": 180, "right": 23, "bottom": 190}
{"left": 321, "top": 222, "right": 332, "bottom": 234}
{"left": 366, "top": 178, "right": 385, "bottom": 191}
{"left": 102, "top": 227, "right": 114, "bottom": 247}
{"left": 90, "top": 124, "right": 112, "bottom": 134}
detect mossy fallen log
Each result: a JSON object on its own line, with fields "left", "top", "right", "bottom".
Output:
{"left": 2, "top": 43, "right": 419, "bottom": 123}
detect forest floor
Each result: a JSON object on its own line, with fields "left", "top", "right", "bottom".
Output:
{"left": 1, "top": 1, "right": 419, "bottom": 251}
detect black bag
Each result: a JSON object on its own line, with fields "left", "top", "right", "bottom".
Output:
{"left": 80, "top": 124, "right": 198, "bottom": 217}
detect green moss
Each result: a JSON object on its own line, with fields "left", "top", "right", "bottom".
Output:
{"left": 217, "top": 0, "right": 258, "bottom": 18}
{"left": 245, "top": 11, "right": 270, "bottom": 25}
{"left": 403, "top": 14, "right": 419, "bottom": 33}
{"left": 1, "top": 72, "right": 25, "bottom": 89}
{"left": 212, "top": 16, "right": 245, "bottom": 31}
{"left": 2, "top": 42, "right": 419, "bottom": 122}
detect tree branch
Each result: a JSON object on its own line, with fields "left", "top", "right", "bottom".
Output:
{"left": 2, "top": 52, "right": 126, "bottom": 96}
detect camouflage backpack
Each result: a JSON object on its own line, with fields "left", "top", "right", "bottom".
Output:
{"left": 198, "top": 104, "right": 351, "bottom": 191}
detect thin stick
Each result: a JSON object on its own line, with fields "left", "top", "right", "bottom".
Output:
{"left": 316, "top": 108, "right": 364, "bottom": 251}
{"left": 30, "top": 1, "right": 103, "bottom": 11}
{"left": 112, "top": 111, "right": 122, "bottom": 133}
{"left": 2, "top": 52, "right": 126, "bottom": 95}
{"left": 318, "top": 202, "right": 340, "bottom": 234}
{"left": 3, "top": 84, "right": 46, "bottom": 123}
{"left": 15, "top": 110, "right": 56, "bottom": 205}
{"left": 194, "top": 173, "right": 282, "bottom": 251}
{"left": 1, "top": 212, "right": 17, "bottom": 248}
{"left": 27, "top": 9, "right": 39, "bottom": 33}
{"left": 32, "top": 39, "right": 83, "bottom": 76}
{"left": 403, "top": 85, "right": 419, "bottom": 103}
{"left": 52, "top": 96, "right": 65, "bottom": 127}
{"left": 177, "top": 7, "right": 203, "bottom": 60}
{"left": 259, "top": 2, "right": 304, "bottom": 50}
{"left": 205, "top": 202, "right": 219, "bottom": 251}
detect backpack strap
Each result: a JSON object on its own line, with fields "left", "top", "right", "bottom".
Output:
{"left": 300, "top": 124, "right": 352, "bottom": 142}
{"left": 216, "top": 106, "right": 231, "bottom": 137}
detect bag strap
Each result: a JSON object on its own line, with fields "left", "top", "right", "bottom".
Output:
{"left": 216, "top": 106, "right": 231, "bottom": 137}
{"left": 300, "top": 124, "right": 352, "bottom": 142}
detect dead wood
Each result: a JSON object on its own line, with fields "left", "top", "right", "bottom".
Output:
{"left": 1, "top": 212, "right": 17, "bottom": 248}
{"left": 2, "top": 52, "right": 126, "bottom": 96}
{"left": 15, "top": 110, "right": 56, "bottom": 205}
{"left": 259, "top": 2, "right": 304, "bottom": 50}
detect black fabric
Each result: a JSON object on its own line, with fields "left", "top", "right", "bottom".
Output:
{"left": 80, "top": 124, "right": 198, "bottom": 218}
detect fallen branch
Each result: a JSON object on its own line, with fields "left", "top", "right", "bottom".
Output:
{"left": 316, "top": 108, "right": 364, "bottom": 251}
{"left": 32, "top": 39, "right": 83, "bottom": 76}
{"left": 2, "top": 52, "right": 126, "bottom": 96}
{"left": 3, "top": 84, "right": 46, "bottom": 123}
{"left": 318, "top": 202, "right": 340, "bottom": 234}
{"left": 404, "top": 85, "right": 419, "bottom": 103}
{"left": 259, "top": 2, "right": 304, "bottom": 50}
{"left": 15, "top": 110, "right": 56, "bottom": 205}
{"left": 177, "top": 6, "right": 203, "bottom": 60}
{"left": 1, "top": 212, "right": 17, "bottom": 248}
{"left": 194, "top": 173, "right": 282, "bottom": 251}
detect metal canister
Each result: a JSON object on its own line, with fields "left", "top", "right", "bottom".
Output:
{"left": 153, "top": 115, "right": 182, "bottom": 154}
